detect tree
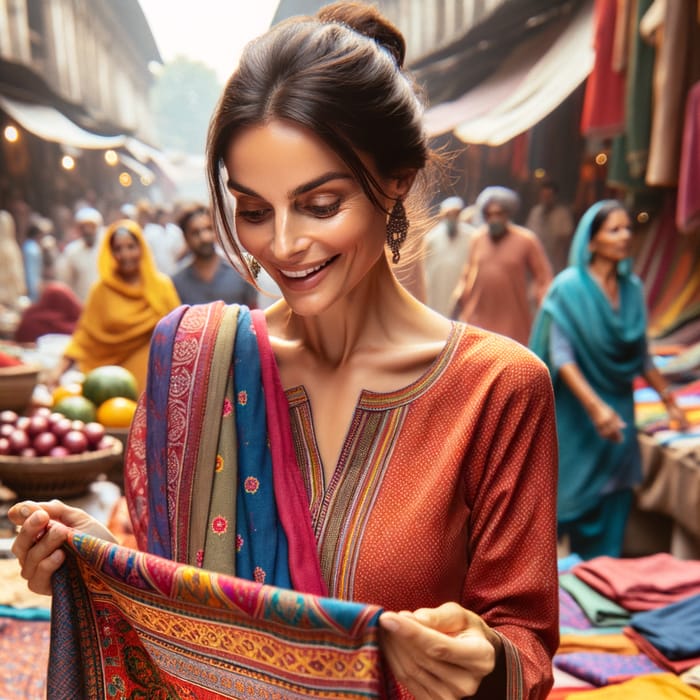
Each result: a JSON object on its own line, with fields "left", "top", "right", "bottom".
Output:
{"left": 150, "top": 57, "right": 221, "bottom": 155}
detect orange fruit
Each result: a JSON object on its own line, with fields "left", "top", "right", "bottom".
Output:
{"left": 52, "top": 382, "right": 83, "bottom": 405}
{"left": 96, "top": 396, "right": 137, "bottom": 428}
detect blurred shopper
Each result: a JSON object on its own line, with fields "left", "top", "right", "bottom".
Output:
{"left": 137, "top": 199, "right": 186, "bottom": 276}
{"left": 424, "top": 196, "right": 474, "bottom": 317}
{"left": 0, "top": 210, "right": 27, "bottom": 309}
{"left": 530, "top": 200, "right": 688, "bottom": 559}
{"left": 21, "top": 219, "right": 44, "bottom": 302}
{"left": 55, "top": 206, "right": 104, "bottom": 301}
{"left": 453, "top": 186, "right": 553, "bottom": 345}
{"left": 50, "top": 219, "right": 180, "bottom": 392}
{"left": 526, "top": 180, "right": 574, "bottom": 274}
{"left": 172, "top": 204, "right": 257, "bottom": 307}
{"left": 14, "top": 281, "right": 82, "bottom": 344}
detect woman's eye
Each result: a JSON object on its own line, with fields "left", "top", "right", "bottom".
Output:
{"left": 237, "top": 208, "right": 270, "bottom": 223}
{"left": 307, "top": 200, "right": 341, "bottom": 217}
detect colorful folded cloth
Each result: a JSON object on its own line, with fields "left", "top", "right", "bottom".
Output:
{"left": 558, "top": 673, "right": 700, "bottom": 699}
{"left": 0, "top": 605, "right": 50, "bottom": 621}
{"left": 630, "top": 593, "right": 700, "bottom": 660}
{"left": 0, "top": 618, "right": 50, "bottom": 700}
{"left": 559, "top": 573, "right": 631, "bottom": 627}
{"left": 558, "top": 633, "right": 639, "bottom": 655}
{"left": 572, "top": 554, "right": 700, "bottom": 611}
{"left": 553, "top": 652, "right": 664, "bottom": 687}
{"left": 560, "top": 586, "right": 595, "bottom": 633}
{"left": 624, "top": 627, "right": 700, "bottom": 675}
{"left": 49, "top": 531, "right": 391, "bottom": 699}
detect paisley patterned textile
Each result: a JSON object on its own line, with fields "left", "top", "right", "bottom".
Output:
{"left": 48, "top": 531, "right": 389, "bottom": 699}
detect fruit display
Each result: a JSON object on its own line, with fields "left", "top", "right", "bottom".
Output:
{"left": 51, "top": 365, "right": 139, "bottom": 429}
{"left": 0, "top": 407, "right": 111, "bottom": 458}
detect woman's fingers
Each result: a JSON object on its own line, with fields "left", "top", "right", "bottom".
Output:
{"left": 380, "top": 611, "right": 492, "bottom": 698}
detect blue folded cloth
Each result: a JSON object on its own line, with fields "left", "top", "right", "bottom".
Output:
{"left": 630, "top": 593, "right": 700, "bottom": 660}
{"left": 0, "top": 604, "right": 51, "bottom": 621}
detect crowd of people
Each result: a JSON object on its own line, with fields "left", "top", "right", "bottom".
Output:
{"left": 3, "top": 2, "right": 691, "bottom": 698}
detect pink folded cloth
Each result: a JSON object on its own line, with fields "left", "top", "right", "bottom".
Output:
{"left": 572, "top": 554, "right": 700, "bottom": 611}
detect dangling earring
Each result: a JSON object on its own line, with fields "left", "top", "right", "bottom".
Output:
{"left": 245, "top": 254, "right": 260, "bottom": 279}
{"left": 386, "top": 198, "right": 408, "bottom": 264}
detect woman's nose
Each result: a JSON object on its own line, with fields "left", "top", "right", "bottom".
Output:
{"left": 272, "top": 211, "right": 306, "bottom": 259}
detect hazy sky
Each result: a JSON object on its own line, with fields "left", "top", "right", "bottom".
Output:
{"left": 138, "top": 0, "right": 281, "bottom": 83}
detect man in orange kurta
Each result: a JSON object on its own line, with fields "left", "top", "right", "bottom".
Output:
{"left": 454, "top": 187, "right": 553, "bottom": 345}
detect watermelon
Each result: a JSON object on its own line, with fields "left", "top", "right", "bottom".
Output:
{"left": 53, "top": 395, "right": 97, "bottom": 422}
{"left": 82, "top": 365, "right": 139, "bottom": 407}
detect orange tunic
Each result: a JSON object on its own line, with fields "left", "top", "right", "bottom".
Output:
{"left": 288, "top": 321, "right": 560, "bottom": 699}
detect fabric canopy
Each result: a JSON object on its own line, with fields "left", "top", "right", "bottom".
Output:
{"left": 423, "top": 0, "right": 594, "bottom": 145}
{"left": 0, "top": 95, "right": 125, "bottom": 149}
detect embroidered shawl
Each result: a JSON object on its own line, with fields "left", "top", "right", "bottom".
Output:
{"left": 48, "top": 531, "right": 387, "bottom": 699}
{"left": 49, "top": 303, "right": 391, "bottom": 697}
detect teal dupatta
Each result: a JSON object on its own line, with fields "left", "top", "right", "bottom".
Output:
{"left": 529, "top": 202, "right": 647, "bottom": 521}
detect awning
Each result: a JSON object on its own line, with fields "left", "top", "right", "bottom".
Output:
{"left": 0, "top": 94, "right": 126, "bottom": 149}
{"left": 423, "top": 0, "right": 594, "bottom": 145}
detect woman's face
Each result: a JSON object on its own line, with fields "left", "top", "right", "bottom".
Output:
{"left": 223, "top": 119, "right": 390, "bottom": 317}
{"left": 589, "top": 208, "right": 632, "bottom": 263}
{"left": 110, "top": 229, "right": 142, "bottom": 280}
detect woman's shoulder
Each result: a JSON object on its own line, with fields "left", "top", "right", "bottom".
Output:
{"left": 450, "top": 321, "right": 550, "bottom": 385}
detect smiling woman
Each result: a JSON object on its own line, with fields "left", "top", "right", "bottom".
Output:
{"left": 11, "top": 4, "right": 559, "bottom": 699}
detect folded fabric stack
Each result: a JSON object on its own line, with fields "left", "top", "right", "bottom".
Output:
{"left": 551, "top": 554, "right": 700, "bottom": 698}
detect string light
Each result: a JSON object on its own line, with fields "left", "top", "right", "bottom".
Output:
{"left": 3, "top": 126, "right": 18, "bottom": 142}
{"left": 104, "top": 149, "right": 118, "bottom": 166}
{"left": 61, "top": 155, "right": 75, "bottom": 170}
{"left": 595, "top": 152, "right": 608, "bottom": 165}
{"left": 119, "top": 172, "right": 132, "bottom": 187}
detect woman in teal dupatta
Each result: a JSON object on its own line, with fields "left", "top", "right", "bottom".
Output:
{"left": 530, "top": 200, "right": 687, "bottom": 559}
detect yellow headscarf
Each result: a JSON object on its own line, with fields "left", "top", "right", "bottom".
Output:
{"left": 64, "top": 219, "right": 181, "bottom": 392}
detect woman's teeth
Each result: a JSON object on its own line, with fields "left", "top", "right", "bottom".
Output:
{"left": 281, "top": 258, "right": 333, "bottom": 278}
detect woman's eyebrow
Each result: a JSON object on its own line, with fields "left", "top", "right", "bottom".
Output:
{"left": 227, "top": 171, "right": 352, "bottom": 199}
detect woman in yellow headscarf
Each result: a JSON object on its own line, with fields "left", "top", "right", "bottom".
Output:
{"left": 54, "top": 219, "right": 181, "bottom": 393}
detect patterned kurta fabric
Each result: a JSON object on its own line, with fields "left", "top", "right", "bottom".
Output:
{"left": 288, "top": 321, "right": 560, "bottom": 699}
{"left": 48, "top": 532, "right": 388, "bottom": 699}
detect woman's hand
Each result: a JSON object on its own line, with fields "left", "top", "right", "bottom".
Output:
{"left": 590, "top": 402, "right": 626, "bottom": 443}
{"left": 666, "top": 400, "right": 689, "bottom": 432}
{"left": 8, "top": 500, "right": 115, "bottom": 596}
{"left": 379, "top": 602, "right": 502, "bottom": 699}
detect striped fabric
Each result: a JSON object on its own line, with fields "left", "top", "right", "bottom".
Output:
{"left": 48, "top": 531, "right": 391, "bottom": 699}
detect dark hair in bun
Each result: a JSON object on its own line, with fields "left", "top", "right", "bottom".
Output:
{"left": 316, "top": 1, "right": 406, "bottom": 68}
{"left": 207, "top": 0, "right": 434, "bottom": 280}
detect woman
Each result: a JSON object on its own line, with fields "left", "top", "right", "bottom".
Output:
{"left": 50, "top": 219, "right": 180, "bottom": 392}
{"left": 13, "top": 281, "right": 82, "bottom": 343}
{"left": 11, "top": 4, "right": 558, "bottom": 698}
{"left": 530, "top": 200, "right": 688, "bottom": 560}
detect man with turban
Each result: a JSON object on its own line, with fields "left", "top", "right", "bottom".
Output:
{"left": 452, "top": 187, "right": 553, "bottom": 345}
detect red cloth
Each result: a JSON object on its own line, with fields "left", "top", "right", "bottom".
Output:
{"left": 580, "top": 0, "right": 626, "bottom": 137}
{"left": 677, "top": 81, "right": 700, "bottom": 233}
{"left": 13, "top": 281, "right": 81, "bottom": 343}
{"left": 572, "top": 554, "right": 700, "bottom": 611}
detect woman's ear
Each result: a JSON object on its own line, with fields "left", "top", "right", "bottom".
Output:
{"left": 390, "top": 168, "right": 417, "bottom": 199}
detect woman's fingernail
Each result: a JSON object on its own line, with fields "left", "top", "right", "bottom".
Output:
{"left": 20, "top": 506, "right": 30, "bottom": 517}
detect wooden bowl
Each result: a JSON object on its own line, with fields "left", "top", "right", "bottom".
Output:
{"left": 0, "top": 363, "right": 40, "bottom": 414}
{"left": 0, "top": 437, "right": 123, "bottom": 499}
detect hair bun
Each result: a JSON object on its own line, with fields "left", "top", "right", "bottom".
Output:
{"left": 317, "top": 1, "right": 406, "bottom": 68}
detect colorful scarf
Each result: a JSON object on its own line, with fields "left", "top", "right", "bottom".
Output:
{"left": 529, "top": 201, "right": 647, "bottom": 520}
{"left": 50, "top": 302, "right": 392, "bottom": 697}
{"left": 48, "top": 531, "right": 387, "bottom": 699}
